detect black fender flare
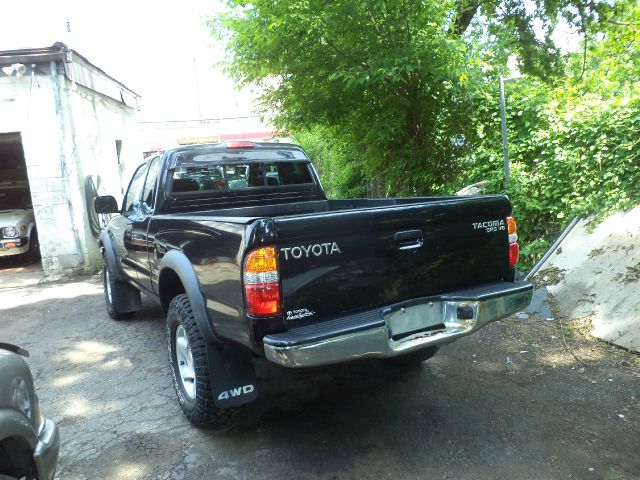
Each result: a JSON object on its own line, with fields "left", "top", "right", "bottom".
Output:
{"left": 160, "top": 251, "right": 258, "bottom": 407}
{"left": 99, "top": 230, "right": 125, "bottom": 281}
{"left": 159, "top": 250, "right": 219, "bottom": 344}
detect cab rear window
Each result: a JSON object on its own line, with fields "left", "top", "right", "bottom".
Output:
{"left": 171, "top": 162, "right": 313, "bottom": 193}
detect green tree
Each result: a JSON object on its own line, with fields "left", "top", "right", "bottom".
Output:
{"left": 213, "top": 0, "right": 484, "bottom": 195}
{"left": 212, "top": 0, "right": 624, "bottom": 197}
{"left": 457, "top": 2, "right": 640, "bottom": 268}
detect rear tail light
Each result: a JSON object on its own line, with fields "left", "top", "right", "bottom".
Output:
{"left": 509, "top": 242, "right": 520, "bottom": 267}
{"left": 243, "top": 246, "right": 282, "bottom": 316}
{"left": 507, "top": 216, "right": 519, "bottom": 268}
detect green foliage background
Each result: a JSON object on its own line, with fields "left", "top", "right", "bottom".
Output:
{"left": 213, "top": 0, "right": 640, "bottom": 270}
{"left": 461, "top": 83, "right": 640, "bottom": 268}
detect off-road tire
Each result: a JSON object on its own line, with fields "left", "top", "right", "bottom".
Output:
{"left": 167, "top": 294, "right": 236, "bottom": 428}
{"left": 385, "top": 346, "right": 439, "bottom": 367}
{"left": 102, "top": 255, "right": 135, "bottom": 320}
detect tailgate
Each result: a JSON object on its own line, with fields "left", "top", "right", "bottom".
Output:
{"left": 274, "top": 196, "right": 512, "bottom": 325}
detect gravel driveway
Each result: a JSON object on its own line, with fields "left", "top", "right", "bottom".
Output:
{"left": 1, "top": 275, "right": 638, "bottom": 479}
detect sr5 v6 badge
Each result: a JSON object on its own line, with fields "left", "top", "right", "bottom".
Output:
{"left": 281, "top": 242, "right": 341, "bottom": 260}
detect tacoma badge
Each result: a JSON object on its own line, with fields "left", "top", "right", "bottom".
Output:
{"left": 472, "top": 220, "right": 506, "bottom": 233}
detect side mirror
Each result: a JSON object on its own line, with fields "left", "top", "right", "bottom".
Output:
{"left": 94, "top": 195, "right": 119, "bottom": 214}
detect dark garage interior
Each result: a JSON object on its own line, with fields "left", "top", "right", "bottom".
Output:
{"left": 0, "top": 132, "right": 41, "bottom": 272}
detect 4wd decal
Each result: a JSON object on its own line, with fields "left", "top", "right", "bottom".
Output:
{"left": 281, "top": 242, "right": 341, "bottom": 260}
{"left": 217, "top": 384, "right": 255, "bottom": 401}
{"left": 472, "top": 220, "right": 506, "bottom": 233}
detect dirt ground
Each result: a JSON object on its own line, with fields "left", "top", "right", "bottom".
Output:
{"left": 1, "top": 268, "right": 639, "bottom": 480}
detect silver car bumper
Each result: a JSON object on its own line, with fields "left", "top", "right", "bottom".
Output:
{"left": 34, "top": 418, "right": 60, "bottom": 480}
{"left": 0, "top": 239, "right": 28, "bottom": 257}
{"left": 263, "top": 281, "right": 533, "bottom": 368}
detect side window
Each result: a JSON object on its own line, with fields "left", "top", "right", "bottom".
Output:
{"left": 141, "top": 157, "right": 161, "bottom": 211}
{"left": 122, "top": 163, "right": 148, "bottom": 213}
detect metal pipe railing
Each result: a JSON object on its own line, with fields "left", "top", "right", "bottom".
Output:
{"left": 524, "top": 216, "right": 581, "bottom": 281}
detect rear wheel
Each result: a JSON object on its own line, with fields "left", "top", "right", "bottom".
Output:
{"left": 386, "top": 346, "right": 439, "bottom": 367}
{"left": 167, "top": 294, "right": 236, "bottom": 427}
{"left": 102, "top": 256, "right": 135, "bottom": 320}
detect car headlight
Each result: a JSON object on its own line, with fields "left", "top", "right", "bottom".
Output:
{"left": 3, "top": 226, "right": 18, "bottom": 238}
{"left": 11, "top": 377, "right": 32, "bottom": 419}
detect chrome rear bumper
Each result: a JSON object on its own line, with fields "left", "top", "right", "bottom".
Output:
{"left": 263, "top": 281, "right": 533, "bottom": 368}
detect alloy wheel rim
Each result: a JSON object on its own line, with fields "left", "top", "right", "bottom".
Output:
{"left": 175, "top": 325, "right": 196, "bottom": 400}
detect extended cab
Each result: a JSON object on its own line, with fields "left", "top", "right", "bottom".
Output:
{"left": 95, "top": 142, "right": 533, "bottom": 426}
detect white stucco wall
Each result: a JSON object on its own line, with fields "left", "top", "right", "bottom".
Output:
{"left": 59, "top": 74, "right": 143, "bottom": 272}
{"left": 0, "top": 64, "right": 141, "bottom": 278}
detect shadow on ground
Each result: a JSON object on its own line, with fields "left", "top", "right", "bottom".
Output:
{"left": 0, "top": 277, "right": 638, "bottom": 480}
{"left": 0, "top": 255, "right": 44, "bottom": 288}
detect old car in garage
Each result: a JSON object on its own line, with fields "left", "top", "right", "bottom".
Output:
{"left": 0, "top": 181, "right": 38, "bottom": 262}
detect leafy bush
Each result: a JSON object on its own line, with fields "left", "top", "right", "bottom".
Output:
{"left": 292, "top": 127, "right": 367, "bottom": 199}
{"left": 462, "top": 81, "right": 640, "bottom": 269}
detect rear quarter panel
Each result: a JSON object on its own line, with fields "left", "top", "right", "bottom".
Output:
{"left": 149, "top": 215, "right": 255, "bottom": 347}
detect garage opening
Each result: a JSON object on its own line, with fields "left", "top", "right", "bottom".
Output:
{"left": 0, "top": 132, "right": 42, "bottom": 279}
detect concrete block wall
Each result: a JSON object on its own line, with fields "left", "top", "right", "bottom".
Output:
{"left": 0, "top": 73, "right": 82, "bottom": 278}
{"left": 62, "top": 78, "right": 143, "bottom": 271}
{"left": 0, "top": 65, "right": 142, "bottom": 279}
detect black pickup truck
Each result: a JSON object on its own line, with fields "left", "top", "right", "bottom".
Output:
{"left": 95, "top": 141, "right": 533, "bottom": 426}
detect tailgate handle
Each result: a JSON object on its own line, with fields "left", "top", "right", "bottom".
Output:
{"left": 395, "top": 230, "right": 424, "bottom": 250}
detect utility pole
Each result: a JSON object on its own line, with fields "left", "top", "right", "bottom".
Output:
{"left": 499, "top": 75, "right": 509, "bottom": 189}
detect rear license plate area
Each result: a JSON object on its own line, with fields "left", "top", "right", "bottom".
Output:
{"left": 385, "top": 302, "right": 446, "bottom": 340}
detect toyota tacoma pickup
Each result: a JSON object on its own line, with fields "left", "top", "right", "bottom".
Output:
{"left": 95, "top": 141, "right": 533, "bottom": 427}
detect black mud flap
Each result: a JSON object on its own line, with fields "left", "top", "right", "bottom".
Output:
{"left": 207, "top": 343, "right": 258, "bottom": 408}
{"left": 113, "top": 281, "right": 142, "bottom": 313}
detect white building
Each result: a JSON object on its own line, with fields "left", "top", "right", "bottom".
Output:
{"left": 0, "top": 43, "right": 142, "bottom": 278}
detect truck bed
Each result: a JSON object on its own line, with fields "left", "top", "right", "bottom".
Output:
{"left": 152, "top": 194, "right": 513, "bottom": 348}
